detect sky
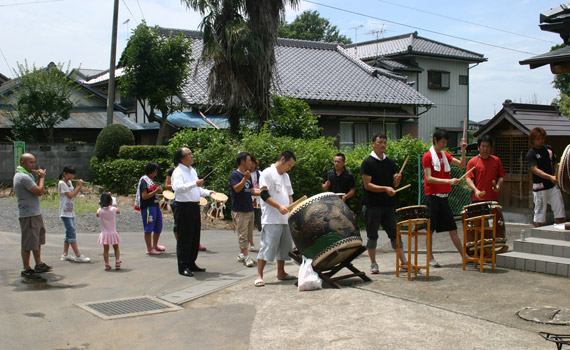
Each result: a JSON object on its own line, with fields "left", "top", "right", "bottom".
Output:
{"left": 0, "top": 0, "right": 564, "bottom": 122}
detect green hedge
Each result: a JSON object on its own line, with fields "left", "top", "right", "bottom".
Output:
{"left": 95, "top": 124, "right": 135, "bottom": 160}
{"left": 118, "top": 145, "right": 171, "bottom": 160}
{"left": 90, "top": 157, "right": 171, "bottom": 195}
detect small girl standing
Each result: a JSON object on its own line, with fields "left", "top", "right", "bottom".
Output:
{"left": 97, "top": 192, "right": 121, "bottom": 271}
{"left": 58, "top": 166, "right": 91, "bottom": 263}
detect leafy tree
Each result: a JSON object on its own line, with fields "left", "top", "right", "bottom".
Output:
{"left": 181, "top": 0, "right": 300, "bottom": 136}
{"left": 266, "top": 95, "right": 321, "bottom": 139}
{"left": 552, "top": 44, "right": 570, "bottom": 96}
{"left": 7, "top": 61, "right": 78, "bottom": 143}
{"left": 278, "top": 10, "right": 352, "bottom": 44}
{"left": 553, "top": 93, "right": 570, "bottom": 118}
{"left": 119, "top": 21, "right": 193, "bottom": 145}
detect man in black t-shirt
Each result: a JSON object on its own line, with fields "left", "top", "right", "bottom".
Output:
{"left": 322, "top": 153, "right": 355, "bottom": 204}
{"left": 361, "top": 133, "right": 408, "bottom": 274}
{"left": 526, "top": 127, "right": 565, "bottom": 227}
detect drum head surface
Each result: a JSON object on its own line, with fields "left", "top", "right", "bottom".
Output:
{"left": 162, "top": 190, "right": 175, "bottom": 200}
{"left": 558, "top": 144, "right": 570, "bottom": 194}
{"left": 210, "top": 192, "right": 228, "bottom": 201}
{"left": 199, "top": 197, "right": 207, "bottom": 206}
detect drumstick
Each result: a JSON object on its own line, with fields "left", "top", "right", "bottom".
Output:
{"left": 71, "top": 179, "right": 90, "bottom": 184}
{"left": 394, "top": 184, "right": 411, "bottom": 193}
{"left": 398, "top": 155, "right": 409, "bottom": 175}
{"left": 492, "top": 180, "right": 497, "bottom": 190}
{"left": 202, "top": 168, "right": 216, "bottom": 180}
{"left": 287, "top": 195, "right": 307, "bottom": 212}
{"left": 459, "top": 166, "right": 476, "bottom": 180}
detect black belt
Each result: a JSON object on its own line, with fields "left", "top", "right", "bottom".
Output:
{"left": 178, "top": 201, "right": 199, "bottom": 206}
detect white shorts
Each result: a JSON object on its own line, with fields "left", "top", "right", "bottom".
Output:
{"left": 257, "top": 224, "right": 293, "bottom": 262}
{"left": 532, "top": 187, "right": 566, "bottom": 223}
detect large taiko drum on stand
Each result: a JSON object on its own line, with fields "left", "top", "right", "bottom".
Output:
{"left": 557, "top": 144, "right": 570, "bottom": 194}
{"left": 288, "top": 192, "right": 362, "bottom": 261}
{"left": 461, "top": 201, "right": 508, "bottom": 257}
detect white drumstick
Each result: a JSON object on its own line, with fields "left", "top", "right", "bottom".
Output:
{"left": 202, "top": 168, "right": 216, "bottom": 180}
{"left": 398, "top": 155, "right": 409, "bottom": 176}
{"left": 395, "top": 184, "right": 411, "bottom": 193}
{"left": 459, "top": 166, "right": 476, "bottom": 180}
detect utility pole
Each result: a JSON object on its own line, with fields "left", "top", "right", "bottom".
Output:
{"left": 106, "top": 0, "right": 119, "bottom": 125}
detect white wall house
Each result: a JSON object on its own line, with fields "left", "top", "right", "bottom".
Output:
{"left": 346, "top": 32, "right": 486, "bottom": 145}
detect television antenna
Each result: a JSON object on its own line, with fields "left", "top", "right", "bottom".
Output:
{"left": 349, "top": 24, "right": 364, "bottom": 56}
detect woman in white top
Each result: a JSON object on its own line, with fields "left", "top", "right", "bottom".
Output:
{"left": 58, "top": 166, "right": 90, "bottom": 263}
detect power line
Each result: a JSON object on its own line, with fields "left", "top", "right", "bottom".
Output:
{"left": 374, "top": 0, "right": 558, "bottom": 45}
{"left": 0, "top": 0, "right": 62, "bottom": 7}
{"left": 0, "top": 47, "right": 13, "bottom": 77}
{"left": 120, "top": 0, "right": 138, "bottom": 25}
{"left": 136, "top": 0, "right": 145, "bottom": 20}
{"left": 303, "top": 0, "right": 542, "bottom": 56}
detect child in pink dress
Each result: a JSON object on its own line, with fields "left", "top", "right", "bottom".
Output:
{"left": 97, "top": 192, "right": 121, "bottom": 271}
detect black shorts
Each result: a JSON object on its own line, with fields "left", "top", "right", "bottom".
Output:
{"left": 362, "top": 205, "right": 399, "bottom": 249}
{"left": 425, "top": 195, "right": 457, "bottom": 233}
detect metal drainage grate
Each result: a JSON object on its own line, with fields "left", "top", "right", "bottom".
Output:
{"left": 76, "top": 296, "right": 182, "bottom": 320}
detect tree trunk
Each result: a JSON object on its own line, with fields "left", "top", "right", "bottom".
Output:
{"left": 228, "top": 107, "right": 240, "bottom": 137}
{"left": 156, "top": 107, "right": 169, "bottom": 145}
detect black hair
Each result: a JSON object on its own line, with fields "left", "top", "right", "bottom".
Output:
{"left": 371, "top": 133, "right": 387, "bottom": 143}
{"left": 173, "top": 148, "right": 187, "bottom": 166}
{"left": 236, "top": 152, "right": 250, "bottom": 166}
{"left": 433, "top": 128, "right": 449, "bottom": 144}
{"left": 100, "top": 192, "right": 113, "bottom": 208}
{"left": 144, "top": 162, "right": 159, "bottom": 175}
{"left": 250, "top": 153, "right": 259, "bottom": 166}
{"left": 477, "top": 134, "right": 493, "bottom": 147}
{"left": 279, "top": 150, "right": 296, "bottom": 162}
{"left": 59, "top": 166, "right": 76, "bottom": 180}
{"left": 335, "top": 153, "right": 346, "bottom": 162}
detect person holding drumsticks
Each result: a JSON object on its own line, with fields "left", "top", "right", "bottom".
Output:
{"left": 322, "top": 153, "right": 355, "bottom": 204}
{"left": 526, "top": 127, "right": 566, "bottom": 227}
{"left": 422, "top": 128, "right": 467, "bottom": 267}
{"left": 255, "top": 151, "right": 297, "bottom": 287}
{"left": 135, "top": 162, "right": 164, "bottom": 255}
{"left": 465, "top": 135, "right": 505, "bottom": 203}
{"left": 172, "top": 147, "right": 214, "bottom": 277}
{"left": 361, "top": 133, "right": 409, "bottom": 274}
{"left": 230, "top": 152, "right": 260, "bottom": 268}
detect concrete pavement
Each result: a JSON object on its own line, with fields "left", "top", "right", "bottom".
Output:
{"left": 1, "top": 222, "right": 569, "bottom": 350}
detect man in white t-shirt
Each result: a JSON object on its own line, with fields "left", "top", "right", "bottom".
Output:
{"left": 254, "top": 151, "right": 296, "bottom": 287}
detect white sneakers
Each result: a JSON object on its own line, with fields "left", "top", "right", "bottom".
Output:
{"left": 75, "top": 255, "right": 91, "bottom": 263}
{"left": 61, "top": 254, "right": 91, "bottom": 263}
{"left": 237, "top": 254, "right": 255, "bottom": 267}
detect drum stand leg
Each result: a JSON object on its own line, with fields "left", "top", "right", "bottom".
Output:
{"left": 396, "top": 219, "right": 430, "bottom": 280}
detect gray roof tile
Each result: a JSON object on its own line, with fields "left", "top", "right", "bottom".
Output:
{"left": 346, "top": 32, "right": 486, "bottom": 62}
{"left": 178, "top": 30, "right": 431, "bottom": 107}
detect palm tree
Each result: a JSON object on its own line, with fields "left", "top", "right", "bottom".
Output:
{"left": 181, "top": 0, "right": 299, "bottom": 136}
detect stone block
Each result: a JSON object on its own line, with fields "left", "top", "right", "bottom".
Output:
{"left": 542, "top": 244, "right": 553, "bottom": 256}
{"left": 515, "top": 258, "right": 525, "bottom": 270}
{"left": 556, "top": 263, "right": 569, "bottom": 277}
{"left": 525, "top": 259, "right": 536, "bottom": 272}
{"left": 553, "top": 245, "right": 564, "bottom": 257}
{"left": 536, "top": 260, "right": 547, "bottom": 273}
{"left": 546, "top": 262, "right": 557, "bottom": 275}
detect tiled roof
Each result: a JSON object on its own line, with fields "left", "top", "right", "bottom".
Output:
{"left": 475, "top": 100, "right": 570, "bottom": 137}
{"left": 519, "top": 45, "right": 570, "bottom": 69}
{"left": 177, "top": 30, "right": 431, "bottom": 107}
{"left": 0, "top": 107, "right": 143, "bottom": 130}
{"left": 345, "top": 32, "right": 486, "bottom": 63}
{"left": 83, "top": 68, "right": 125, "bottom": 84}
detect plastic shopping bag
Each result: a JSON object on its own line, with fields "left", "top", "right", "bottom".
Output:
{"left": 298, "top": 256, "right": 322, "bottom": 291}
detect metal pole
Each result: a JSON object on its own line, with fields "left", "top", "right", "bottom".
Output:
{"left": 106, "top": 0, "right": 119, "bottom": 125}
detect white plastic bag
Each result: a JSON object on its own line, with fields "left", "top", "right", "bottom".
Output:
{"left": 298, "top": 256, "right": 322, "bottom": 291}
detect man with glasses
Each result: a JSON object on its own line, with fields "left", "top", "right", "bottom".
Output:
{"left": 172, "top": 147, "right": 215, "bottom": 277}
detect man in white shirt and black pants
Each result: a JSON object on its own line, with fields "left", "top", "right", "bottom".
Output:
{"left": 172, "top": 147, "right": 214, "bottom": 277}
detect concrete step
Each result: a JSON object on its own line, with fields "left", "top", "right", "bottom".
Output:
{"left": 496, "top": 251, "right": 570, "bottom": 277}
{"left": 530, "top": 225, "right": 570, "bottom": 241}
{"left": 514, "top": 237, "right": 570, "bottom": 258}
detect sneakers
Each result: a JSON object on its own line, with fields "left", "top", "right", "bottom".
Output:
{"left": 248, "top": 245, "right": 256, "bottom": 252}
{"left": 61, "top": 254, "right": 75, "bottom": 261}
{"left": 370, "top": 262, "right": 379, "bottom": 274}
{"left": 74, "top": 255, "right": 91, "bottom": 263}
{"left": 244, "top": 255, "right": 255, "bottom": 267}
{"left": 34, "top": 263, "right": 52, "bottom": 273}
{"left": 237, "top": 253, "right": 245, "bottom": 262}
{"left": 21, "top": 267, "right": 41, "bottom": 279}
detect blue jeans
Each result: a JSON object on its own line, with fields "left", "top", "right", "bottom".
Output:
{"left": 61, "top": 217, "right": 77, "bottom": 243}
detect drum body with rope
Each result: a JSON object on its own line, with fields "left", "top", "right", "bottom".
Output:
{"left": 207, "top": 193, "right": 228, "bottom": 219}
{"left": 557, "top": 144, "right": 570, "bottom": 194}
{"left": 288, "top": 192, "right": 362, "bottom": 261}
{"left": 461, "top": 201, "right": 508, "bottom": 257}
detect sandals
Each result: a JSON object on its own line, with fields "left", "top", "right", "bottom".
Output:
{"left": 115, "top": 260, "right": 121, "bottom": 270}
{"left": 429, "top": 261, "right": 441, "bottom": 268}
{"left": 105, "top": 263, "right": 112, "bottom": 271}
{"left": 254, "top": 278, "right": 265, "bottom": 287}
{"left": 155, "top": 245, "right": 166, "bottom": 252}
{"left": 277, "top": 274, "right": 297, "bottom": 281}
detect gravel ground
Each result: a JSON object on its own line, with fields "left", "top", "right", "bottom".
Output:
{"left": 0, "top": 188, "right": 233, "bottom": 234}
